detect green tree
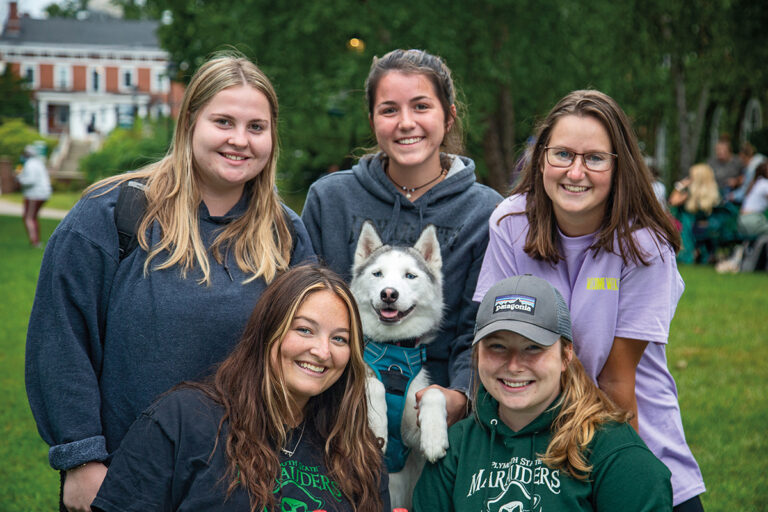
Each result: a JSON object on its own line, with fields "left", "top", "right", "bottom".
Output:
{"left": 44, "top": 0, "right": 89, "bottom": 18}
{"left": 0, "top": 119, "right": 55, "bottom": 163}
{"left": 149, "top": 0, "right": 766, "bottom": 192}
{"left": 79, "top": 118, "right": 172, "bottom": 183}
{"left": 0, "top": 67, "right": 34, "bottom": 124}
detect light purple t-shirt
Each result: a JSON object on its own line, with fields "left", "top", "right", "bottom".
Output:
{"left": 742, "top": 177, "right": 768, "bottom": 214}
{"left": 474, "top": 194, "right": 705, "bottom": 505}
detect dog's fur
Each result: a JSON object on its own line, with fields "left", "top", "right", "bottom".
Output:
{"left": 351, "top": 221, "right": 449, "bottom": 509}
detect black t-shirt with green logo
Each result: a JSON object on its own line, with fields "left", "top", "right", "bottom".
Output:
{"left": 92, "top": 388, "right": 390, "bottom": 511}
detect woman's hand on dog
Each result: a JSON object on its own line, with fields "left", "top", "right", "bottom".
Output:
{"left": 415, "top": 385, "right": 468, "bottom": 427}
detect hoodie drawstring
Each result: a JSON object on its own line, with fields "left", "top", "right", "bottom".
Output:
{"left": 223, "top": 250, "right": 233, "bottom": 282}
{"left": 483, "top": 418, "right": 498, "bottom": 510}
{"left": 385, "top": 194, "right": 402, "bottom": 241}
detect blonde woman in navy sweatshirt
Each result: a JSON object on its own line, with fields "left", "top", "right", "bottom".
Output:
{"left": 413, "top": 275, "right": 672, "bottom": 511}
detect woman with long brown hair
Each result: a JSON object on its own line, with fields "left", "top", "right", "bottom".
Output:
{"left": 25, "top": 51, "right": 315, "bottom": 511}
{"left": 92, "top": 264, "right": 388, "bottom": 511}
{"left": 414, "top": 275, "right": 671, "bottom": 511}
{"left": 473, "top": 90, "right": 704, "bottom": 510}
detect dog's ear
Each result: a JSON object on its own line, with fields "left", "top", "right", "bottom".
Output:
{"left": 353, "top": 221, "right": 383, "bottom": 271}
{"left": 414, "top": 225, "right": 442, "bottom": 270}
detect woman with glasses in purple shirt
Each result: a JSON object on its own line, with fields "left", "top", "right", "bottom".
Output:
{"left": 474, "top": 90, "right": 705, "bottom": 511}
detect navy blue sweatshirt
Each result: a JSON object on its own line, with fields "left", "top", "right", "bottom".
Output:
{"left": 25, "top": 184, "right": 315, "bottom": 470}
{"left": 302, "top": 154, "right": 502, "bottom": 391}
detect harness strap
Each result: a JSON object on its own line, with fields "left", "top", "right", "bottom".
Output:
{"left": 364, "top": 341, "right": 427, "bottom": 472}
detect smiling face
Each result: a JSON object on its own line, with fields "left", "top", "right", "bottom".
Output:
{"left": 370, "top": 71, "right": 454, "bottom": 180}
{"left": 541, "top": 115, "right": 614, "bottom": 237}
{"left": 191, "top": 84, "right": 273, "bottom": 213}
{"left": 477, "top": 331, "right": 572, "bottom": 431}
{"left": 272, "top": 289, "right": 351, "bottom": 413}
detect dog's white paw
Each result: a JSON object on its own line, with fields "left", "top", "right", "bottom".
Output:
{"left": 419, "top": 417, "right": 449, "bottom": 462}
{"left": 417, "top": 388, "right": 448, "bottom": 462}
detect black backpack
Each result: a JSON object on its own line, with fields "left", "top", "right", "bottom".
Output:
{"left": 114, "top": 179, "right": 295, "bottom": 261}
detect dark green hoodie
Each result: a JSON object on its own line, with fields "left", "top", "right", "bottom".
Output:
{"left": 413, "top": 387, "right": 672, "bottom": 511}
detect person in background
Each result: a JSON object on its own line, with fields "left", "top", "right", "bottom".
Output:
{"left": 25, "top": 52, "right": 314, "bottom": 512}
{"left": 92, "top": 264, "right": 388, "bottom": 512}
{"left": 669, "top": 163, "right": 728, "bottom": 264}
{"left": 727, "top": 142, "right": 766, "bottom": 205}
{"left": 413, "top": 275, "right": 672, "bottom": 511}
{"left": 716, "top": 161, "right": 768, "bottom": 273}
{"left": 16, "top": 143, "right": 52, "bottom": 247}
{"left": 708, "top": 133, "right": 743, "bottom": 192}
{"left": 474, "top": 90, "right": 705, "bottom": 510}
{"left": 302, "top": 49, "right": 502, "bottom": 431}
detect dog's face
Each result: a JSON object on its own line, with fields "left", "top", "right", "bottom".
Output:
{"left": 351, "top": 221, "right": 443, "bottom": 342}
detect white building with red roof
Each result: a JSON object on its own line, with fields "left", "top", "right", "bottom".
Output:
{"left": 0, "top": 1, "right": 178, "bottom": 139}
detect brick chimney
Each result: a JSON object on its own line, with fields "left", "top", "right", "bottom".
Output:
{"left": 5, "top": 1, "right": 21, "bottom": 37}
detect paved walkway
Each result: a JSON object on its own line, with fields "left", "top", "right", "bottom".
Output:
{"left": 0, "top": 198, "right": 69, "bottom": 219}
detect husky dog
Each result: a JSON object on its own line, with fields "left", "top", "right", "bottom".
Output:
{"left": 350, "top": 221, "right": 449, "bottom": 509}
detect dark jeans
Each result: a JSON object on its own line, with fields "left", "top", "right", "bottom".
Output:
{"left": 674, "top": 495, "right": 704, "bottom": 512}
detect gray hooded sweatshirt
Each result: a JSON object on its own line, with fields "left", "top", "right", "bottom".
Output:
{"left": 302, "top": 153, "right": 502, "bottom": 391}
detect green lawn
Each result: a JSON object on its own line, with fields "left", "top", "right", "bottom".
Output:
{"left": 1, "top": 214, "right": 766, "bottom": 510}
{"left": 1, "top": 191, "right": 83, "bottom": 211}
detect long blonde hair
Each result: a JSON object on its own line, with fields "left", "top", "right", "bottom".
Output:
{"left": 85, "top": 51, "right": 291, "bottom": 285}
{"left": 685, "top": 163, "right": 721, "bottom": 215}
{"left": 543, "top": 340, "right": 630, "bottom": 479}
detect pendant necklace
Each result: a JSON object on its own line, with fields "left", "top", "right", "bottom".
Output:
{"left": 386, "top": 167, "right": 447, "bottom": 199}
{"left": 280, "top": 422, "right": 305, "bottom": 458}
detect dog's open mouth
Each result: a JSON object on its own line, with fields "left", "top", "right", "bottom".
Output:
{"left": 376, "top": 305, "right": 415, "bottom": 323}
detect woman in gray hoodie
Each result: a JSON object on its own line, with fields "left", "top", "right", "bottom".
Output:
{"left": 302, "top": 49, "right": 502, "bottom": 427}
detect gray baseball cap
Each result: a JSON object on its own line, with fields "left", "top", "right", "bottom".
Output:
{"left": 473, "top": 275, "right": 572, "bottom": 346}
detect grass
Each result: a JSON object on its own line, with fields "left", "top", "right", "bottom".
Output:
{"left": 1, "top": 191, "right": 83, "bottom": 211}
{"left": 1, "top": 214, "right": 766, "bottom": 511}
{"left": 1, "top": 215, "right": 60, "bottom": 509}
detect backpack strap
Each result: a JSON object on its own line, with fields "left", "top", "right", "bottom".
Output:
{"left": 114, "top": 179, "right": 148, "bottom": 261}
{"left": 280, "top": 204, "right": 297, "bottom": 258}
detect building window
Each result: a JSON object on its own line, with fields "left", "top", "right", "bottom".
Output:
{"left": 90, "top": 68, "right": 103, "bottom": 92}
{"left": 55, "top": 64, "right": 71, "bottom": 89}
{"left": 152, "top": 68, "right": 169, "bottom": 93}
{"left": 121, "top": 68, "right": 136, "bottom": 91}
{"left": 21, "top": 63, "right": 36, "bottom": 87}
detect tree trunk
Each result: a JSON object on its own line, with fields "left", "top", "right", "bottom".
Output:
{"left": 672, "top": 56, "right": 692, "bottom": 179}
{"left": 483, "top": 85, "right": 516, "bottom": 194}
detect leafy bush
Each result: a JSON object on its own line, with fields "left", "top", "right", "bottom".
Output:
{"left": 0, "top": 118, "right": 56, "bottom": 164}
{"left": 80, "top": 117, "right": 173, "bottom": 183}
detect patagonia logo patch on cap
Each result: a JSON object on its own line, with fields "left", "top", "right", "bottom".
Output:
{"left": 494, "top": 294, "right": 536, "bottom": 315}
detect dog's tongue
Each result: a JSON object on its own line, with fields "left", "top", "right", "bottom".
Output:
{"left": 380, "top": 309, "right": 399, "bottom": 319}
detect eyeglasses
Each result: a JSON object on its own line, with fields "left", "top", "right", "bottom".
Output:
{"left": 544, "top": 146, "right": 617, "bottom": 172}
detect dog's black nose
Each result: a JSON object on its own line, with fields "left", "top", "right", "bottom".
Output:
{"left": 381, "top": 287, "right": 399, "bottom": 303}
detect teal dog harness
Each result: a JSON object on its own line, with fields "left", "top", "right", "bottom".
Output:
{"left": 363, "top": 338, "right": 427, "bottom": 473}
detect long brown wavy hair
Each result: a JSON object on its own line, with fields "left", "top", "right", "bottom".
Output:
{"left": 473, "top": 337, "right": 630, "bottom": 480}
{"left": 188, "top": 264, "right": 383, "bottom": 511}
{"left": 85, "top": 50, "right": 291, "bottom": 285}
{"left": 506, "top": 89, "right": 681, "bottom": 265}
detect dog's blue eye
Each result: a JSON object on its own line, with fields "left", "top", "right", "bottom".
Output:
{"left": 405, "top": 272, "right": 416, "bottom": 279}
{"left": 372, "top": 271, "right": 383, "bottom": 277}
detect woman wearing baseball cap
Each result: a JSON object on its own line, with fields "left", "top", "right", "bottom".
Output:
{"left": 413, "top": 275, "right": 672, "bottom": 511}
